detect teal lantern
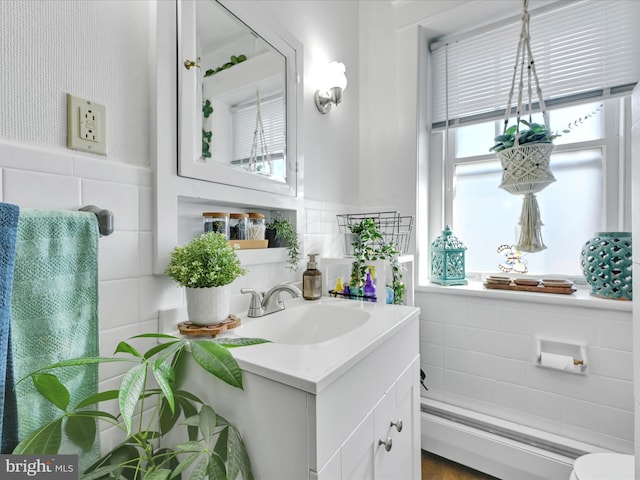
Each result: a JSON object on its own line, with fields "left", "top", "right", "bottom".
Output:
{"left": 430, "top": 225, "right": 467, "bottom": 286}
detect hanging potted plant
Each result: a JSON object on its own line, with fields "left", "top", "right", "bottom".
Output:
{"left": 265, "top": 213, "right": 301, "bottom": 271}
{"left": 166, "top": 232, "right": 246, "bottom": 325}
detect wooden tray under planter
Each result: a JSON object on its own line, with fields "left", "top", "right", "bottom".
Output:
{"left": 178, "top": 314, "right": 241, "bottom": 338}
{"left": 227, "top": 240, "right": 268, "bottom": 249}
{"left": 484, "top": 282, "right": 576, "bottom": 295}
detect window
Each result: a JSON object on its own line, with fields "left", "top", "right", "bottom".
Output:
{"left": 423, "top": 0, "right": 639, "bottom": 279}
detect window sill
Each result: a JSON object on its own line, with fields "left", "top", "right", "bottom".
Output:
{"left": 415, "top": 281, "right": 632, "bottom": 313}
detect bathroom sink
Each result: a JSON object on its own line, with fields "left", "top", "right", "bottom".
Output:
{"left": 234, "top": 302, "right": 370, "bottom": 345}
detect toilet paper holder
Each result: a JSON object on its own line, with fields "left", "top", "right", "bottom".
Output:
{"left": 535, "top": 338, "right": 587, "bottom": 374}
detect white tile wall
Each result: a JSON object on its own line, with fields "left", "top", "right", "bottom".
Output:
{"left": 1, "top": 141, "right": 359, "bottom": 450}
{"left": 418, "top": 289, "right": 634, "bottom": 454}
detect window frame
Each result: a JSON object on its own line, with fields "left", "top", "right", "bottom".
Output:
{"left": 423, "top": 96, "right": 632, "bottom": 281}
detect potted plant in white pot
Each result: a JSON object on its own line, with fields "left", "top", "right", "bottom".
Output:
{"left": 166, "top": 232, "right": 246, "bottom": 325}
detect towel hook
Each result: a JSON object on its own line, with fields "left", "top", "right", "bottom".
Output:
{"left": 79, "top": 205, "right": 114, "bottom": 236}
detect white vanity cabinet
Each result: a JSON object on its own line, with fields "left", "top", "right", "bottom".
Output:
{"left": 175, "top": 304, "right": 420, "bottom": 480}
{"left": 315, "top": 357, "right": 420, "bottom": 480}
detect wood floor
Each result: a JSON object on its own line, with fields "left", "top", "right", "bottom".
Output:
{"left": 422, "top": 451, "right": 499, "bottom": 480}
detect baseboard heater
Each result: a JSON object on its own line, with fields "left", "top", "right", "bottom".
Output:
{"left": 421, "top": 398, "right": 606, "bottom": 480}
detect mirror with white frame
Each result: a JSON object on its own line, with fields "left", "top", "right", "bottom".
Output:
{"left": 178, "top": 0, "right": 299, "bottom": 197}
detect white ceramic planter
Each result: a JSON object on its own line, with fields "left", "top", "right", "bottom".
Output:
{"left": 185, "top": 285, "right": 231, "bottom": 325}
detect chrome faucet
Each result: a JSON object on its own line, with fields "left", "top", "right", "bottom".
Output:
{"left": 241, "top": 284, "right": 302, "bottom": 317}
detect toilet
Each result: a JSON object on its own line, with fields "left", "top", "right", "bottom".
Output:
{"left": 569, "top": 453, "right": 634, "bottom": 480}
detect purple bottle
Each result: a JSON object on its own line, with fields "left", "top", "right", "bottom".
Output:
{"left": 363, "top": 269, "right": 376, "bottom": 302}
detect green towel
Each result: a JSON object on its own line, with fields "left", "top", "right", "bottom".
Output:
{"left": 11, "top": 209, "right": 100, "bottom": 468}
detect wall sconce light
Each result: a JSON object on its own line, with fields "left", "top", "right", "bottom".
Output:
{"left": 314, "top": 61, "right": 348, "bottom": 114}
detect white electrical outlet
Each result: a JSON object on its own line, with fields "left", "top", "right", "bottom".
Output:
{"left": 67, "top": 94, "right": 107, "bottom": 155}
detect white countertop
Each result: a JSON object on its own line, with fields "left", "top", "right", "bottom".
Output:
{"left": 160, "top": 297, "right": 420, "bottom": 395}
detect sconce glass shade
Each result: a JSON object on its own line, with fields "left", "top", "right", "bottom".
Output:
{"left": 430, "top": 225, "right": 467, "bottom": 286}
{"left": 315, "top": 61, "right": 348, "bottom": 114}
{"left": 325, "top": 61, "right": 347, "bottom": 92}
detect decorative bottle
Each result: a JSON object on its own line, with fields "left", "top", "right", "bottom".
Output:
{"left": 363, "top": 269, "right": 376, "bottom": 302}
{"left": 302, "top": 254, "right": 322, "bottom": 300}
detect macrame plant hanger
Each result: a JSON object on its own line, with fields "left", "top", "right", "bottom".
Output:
{"left": 248, "top": 89, "right": 272, "bottom": 175}
{"left": 498, "top": 0, "right": 555, "bottom": 253}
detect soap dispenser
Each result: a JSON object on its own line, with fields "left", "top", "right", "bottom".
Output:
{"left": 303, "top": 253, "right": 322, "bottom": 300}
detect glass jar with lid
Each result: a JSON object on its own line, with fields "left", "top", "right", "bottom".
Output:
{"left": 229, "top": 213, "right": 249, "bottom": 240}
{"left": 247, "top": 213, "right": 266, "bottom": 240}
{"left": 202, "top": 212, "right": 229, "bottom": 239}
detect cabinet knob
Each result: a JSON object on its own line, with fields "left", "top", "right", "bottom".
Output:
{"left": 378, "top": 437, "right": 393, "bottom": 452}
{"left": 390, "top": 419, "right": 403, "bottom": 432}
{"left": 184, "top": 59, "right": 201, "bottom": 70}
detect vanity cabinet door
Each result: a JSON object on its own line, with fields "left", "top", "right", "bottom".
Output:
{"left": 374, "top": 359, "right": 419, "bottom": 480}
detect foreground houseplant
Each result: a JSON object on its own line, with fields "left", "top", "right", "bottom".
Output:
{"left": 166, "top": 232, "right": 246, "bottom": 325}
{"left": 265, "top": 213, "right": 300, "bottom": 271}
{"left": 14, "top": 333, "right": 267, "bottom": 479}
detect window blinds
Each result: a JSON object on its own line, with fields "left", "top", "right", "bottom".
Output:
{"left": 430, "top": 0, "right": 640, "bottom": 129}
{"left": 232, "top": 93, "right": 286, "bottom": 163}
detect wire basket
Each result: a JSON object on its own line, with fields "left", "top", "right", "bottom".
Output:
{"left": 336, "top": 211, "right": 413, "bottom": 255}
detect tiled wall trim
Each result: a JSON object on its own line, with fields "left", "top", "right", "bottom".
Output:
{"left": 418, "top": 290, "right": 634, "bottom": 454}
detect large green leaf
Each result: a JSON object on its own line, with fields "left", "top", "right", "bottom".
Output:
{"left": 75, "top": 389, "right": 120, "bottom": 409}
{"left": 178, "top": 397, "right": 199, "bottom": 441}
{"left": 209, "top": 337, "right": 270, "bottom": 349}
{"left": 198, "top": 405, "right": 217, "bottom": 446}
{"left": 118, "top": 363, "right": 147, "bottom": 435}
{"left": 190, "top": 341, "right": 242, "bottom": 389}
{"left": 33, "top": 373, "right": 70, "bottom": 411}
{"left": 16, "top": 357, "right": 133, "bottom": 386}
{"left": 175, "top": 390, "right": 203, "bottom": 404}
{"left": 213, "top": 426, "right": 228, "bottom": 463}
{"left": 152, "top": 360, "right": 175, "bottom": 414}
{"left": 71, "top": 410, "right": 118, "bottom": 422}
{"left": 189, "top": 457, "right": 209, "bottom": 480}
{"left": 143, "top": 340, "right": 182, "bottom": 360}
{"left": 13, "top": 418, "right": 63, "bottom": 454}
{"left": 169, "top": 452, "right": 200, "bottom": 479}
{"left": 115, "top": 341, "right": 142, "bottom": 358}
{"left": 145, "top": 470, "right": 171, "bottom": 480}
{"left": 207, "top": 453, "right": 227, "bottom": 480}
{"left": 227, "top": 426, "right": 253, "bottom": 480}
{"left": 159, "top": 397, "right": 182, "bottom": 435}
{"left": 65, "top": 414, "right": 97, "bottom": 451}
{"left": 176, "top": 440, "right": 204, "bottom": 453}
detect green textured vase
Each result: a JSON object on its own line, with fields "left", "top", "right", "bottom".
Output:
{"left": 580, "top": 232, "right": 632, "bottom": 300}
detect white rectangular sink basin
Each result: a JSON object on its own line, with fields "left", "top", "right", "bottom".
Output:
{"left": 233, "top": 302, "right": 370, "bottom": 345}
{"left": 217, "top": 297, "right": 420, "bottom": 394}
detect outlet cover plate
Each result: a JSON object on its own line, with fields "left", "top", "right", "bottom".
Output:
{"left": 67, "top": 93, "right": 107, "bottom": 155}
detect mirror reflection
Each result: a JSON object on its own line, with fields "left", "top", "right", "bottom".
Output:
{"left": 191, "top": 0, "right": 287, "bottom": 182}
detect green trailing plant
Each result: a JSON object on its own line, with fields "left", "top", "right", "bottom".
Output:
{"left": 348, "top": 218, "right": 405, "bottom": 305}
{"left": 204, "top": 55, "right": 247, "bottom": 78}
{"left": 202, "top": 100, "right": 213, "bottom": 159}
{"left": 165, "top": 232, "right": 247, "bottom": 288}
{"left": 489, "top": 106, "right": 602, "bottom": 153}
{"left": 13, "top": 333, "right": 269, "bottom": 480}
{"left": 266, "top": 213, "right": 300, "bottom": 271}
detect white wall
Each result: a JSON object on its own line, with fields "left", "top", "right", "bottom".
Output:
{"left": 0, "top": 0, "right": 362, "bottom": 451}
